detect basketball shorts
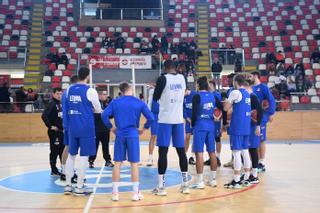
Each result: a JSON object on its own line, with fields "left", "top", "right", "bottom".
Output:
{"left": 214, "top": 121, "right": 222, "bottom": 139}
{"left": 230, "top": 135, "right": 249, "bottom": 150}
{"left": 249, "top": 125, "right": 261, "bottom": 149}
{"left": 157, "top": 123, "right": 184, "bottom": 148}
{"left": 114, "top": 136, "right": 140, "bottom": 163}
{"left": 260, "top": 122, "right": 267, "bottom": 142}
{"left": 68, "top": 136, "right": 96, "bottom": 156}
{"left": 193, "top": 130, "right": 215, "bottom": 153}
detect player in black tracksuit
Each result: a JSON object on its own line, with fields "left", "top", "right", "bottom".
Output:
{"left": 41, "top": 87, "right": 64, "bottom": 175}
{"left": 89, "top": 91, "right": 114, "bottom": 168}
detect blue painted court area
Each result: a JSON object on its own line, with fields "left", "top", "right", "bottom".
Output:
{"left": 0, "top": 166, "right": 185, "bottom": 194}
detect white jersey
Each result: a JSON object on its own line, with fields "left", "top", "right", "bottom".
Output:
{"left": 158, "top": 73, "right": 186, "bottom": 124}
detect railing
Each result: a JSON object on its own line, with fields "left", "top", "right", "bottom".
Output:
{"left": 81, "top": 6, "right": 163, "bottom": 20}
{"left": 209, "top": 48, "right": 245, "bottom": 66}
{"left": 0, "top": 48, "right": 28, "bottom": 67}
{"left": 0, "top": 101, "right": 44, "bottom": 113}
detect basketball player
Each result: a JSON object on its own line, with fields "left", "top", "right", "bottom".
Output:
{"left": 191, "top": 77, "right": 217, "bottom": 189}
{"left": 152, "top": 60, "right": 189, "bottom": 196}
{"left": 61, "top": 75, "right": 78, "bottom": 182}
{"left": 223, "top": 74, "right": 252, "bottom": 189}
{"left": 102, "top": 82, "right": 154, "bottom": 201}
{"left": 204, "top": 80, "right": 224, "bottom": 167}
{"left": 251, "top": 71, "right": 276, "bottom": 172}
{"left": 63, "top": 67, "right": 102, "bottom": 196}
{"left": 41, "top": 87, "right": 64, "bottom": 176}
{"left": 146, "top": 82, "right": 159, "bottom": 166}
{"left": 184, "top": 87, "right": 196, "bottom": 165}
{"left": 244, "top": 74, "right": 262, "bottom": 184}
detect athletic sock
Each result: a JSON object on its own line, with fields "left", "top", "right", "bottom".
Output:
{"left": 181, "top": 172, "right": 188, "bottom": 186}
{"left": 65, "top": 154, "right": 76, "bottom": 186}
{"left": 61, "top": 164, "right": 66, "bottom": 174}
{"left": 252, "top": 168, "right": 258, "bottom": 178}
{"left": 210, "top": 171, "right": 216, "bottom": 181}
{"left": 244, "top": 171, "right": 250, "bottom": 180}
{"left": 148, "top": 154, "right": 153, "bottom": 160}
{"left": 77, "top": 156, "right": 88, "bottom": 188}
{"left": 234, "top": 174, "right": 241, "bottom": 182}
{"left": 158, "top": 174, "right": 165, "bottom": 188}
{"left": 216, "top": 152, "right": 220, "bottom": 158}
{"left": 197, "top": 173, "right": 203, "bottom": 183}
{"left": 132, "top": 182, "right": 139, "bottom": 194}
{"left": 259, "top": 159, "right": 265, "bottom": 166}
{"left": 191, "top": 152, "right": 195, "bottom": 158}
{"left": 112, "top": 182, "right": 119, "bottom": 194}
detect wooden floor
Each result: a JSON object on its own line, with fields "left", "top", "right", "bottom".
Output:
{"left": 0, "top": 141, "right": 319, "bottom": 213}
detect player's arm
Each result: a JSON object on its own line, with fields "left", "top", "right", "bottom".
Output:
{"left": 214, "top": 96, "right": 223, "bottom": 121}
{"left": 251, "top": 95, "right": 263, "bottom": 135}
{"left": 87, "top": 88, "right": 102, "bottom": 113}
{"left": 266, "top": 87, "right": 276, "bottom": 116}
{"left": 224, "top": 90, "right": 241, "bottom": 111}
{"left": 191, "top": 94, "right": 200, "bottom": 127}
{"left": 61, "top": 91, "right": 68, "bottom": 130}
{"left": 101, "top": 101, "right": 114, "bottom": 129}
{"left": 41, "top": 102, "right": 55, "bottom": 130}
{"left": 153, "top": 75, "right": 166, "bottom": 101}
{"left": 140, "top": 102, "right": 155, "bottom": 134}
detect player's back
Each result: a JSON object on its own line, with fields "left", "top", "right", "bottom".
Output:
{"left": 67, "top": 83, "right": 95, "bottom": 138}
{"left": 158, "top": 73, "right": 186, "bottom": 124}
{"left": 111, "top": 96, "right": 146, "bottom": 137}
{"left": 184, "top": 90, "right": 196, "bottom": 118}
{"left": 194, "top": 91, "right": 215, "bottom": 131}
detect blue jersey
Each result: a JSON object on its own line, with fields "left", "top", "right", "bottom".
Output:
{"left": 229, "top": 88, "right": 251, "bottom": 136}
{"left": 62, "top": 90, "right": 68, "bottom": 130}
{"left": 194, "top": 91, "right": 215, "bottom": 132}
{"left": 65, "top": 84, "right": 95, "bottom": 138}
{"left": 102, "top": 96, "right": 154, "bottom": 137}
{"left": 183, "top": 90, "right": 196, "bottom": 119}
{"left": 213, "top": 91, "right": 222, "bottom": 101}
{"left": 151, "top": 100, "right": 160, "bottom": 115}
{"left": 252, "top": 83, "right": 276, "bottom": 123}
{"left": 227, "top": 87, "right": 234, "bottom": 97}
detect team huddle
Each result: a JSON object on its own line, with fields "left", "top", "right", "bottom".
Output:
{"left": 42, "top": 59, "right": 275, "bottom": 201}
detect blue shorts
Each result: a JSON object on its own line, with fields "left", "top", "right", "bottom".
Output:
{"left": 185, "top": 120, "right": 193, "bottom": 134}
{"left": 214, "top": 121, "right": 221, "bottom": 138}
{"left": 114, "top": 136, "right": 140, "bottom": 163}
{"left": 260, "top": 122, "right": 267, "bottom": 142}
{"left": 193, "top": 130, "right": 215, "bottom": 153}
{"left": 230, "top": 135, "right": 249, "bottom": 150}
{"left": 63, "top": 130, "right": 69, "bottom": 146}
{"left": 68, "top": 136, "right": 96, "bottom": 156}
{"left": 151, "top": 113, "right": 158, "bottom": 135}
{"left": 157, "top": 123, "right": 185, "bottom": 148}
{"left": 249, "top": 125, "right": 260, "bottom": 148}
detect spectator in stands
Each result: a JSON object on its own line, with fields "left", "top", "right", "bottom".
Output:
{"left": 276, "top": 63, "right": 285, "bottom": 76}
{"left": 296, "top": 75, "right": 306, "bottom": 92}
{"left": 53, "top": 52, "right": 60, "bottom": 68}
{"left": 60, "top": 53, "right": 69, "bottom": 67}
{"left": 285, "top": 65, "right": 295, "bottom": 77}
{"left": 277, "top": 76, "right": 289, "bottom": 97}
{"left": 161, "top": 35, "right": 168, "bottom": 54}
{"left": 276, "top": 50, "right": 285, "bottom": 64}
{"left": 268, "top": 63, "right": 276, "bottom": 76}
{"left": 43, "top": 88, "right": 51, "bottom": 108}
{"left": 26, "top": 88, "right": 37, "bottom": 102}
{"left": 151, "top": 35, "right": 160, "bottom": 53}
{"left": 170, "top": 43, "right": 179, "bottom": 54}
{"left": 287, "top": 76, "right": 297, "bottom": 93}
{"left": 115, "top": 36, "right": 125, "bottom": 50}
{"left": 177, "top": 63, "right": 187, "bottom": 76}
{"left": 178, "top": 38, "right": 188, "bottom": 54}
{"left": 0, "top": 83, "right": 11, "bottom": 113}
{"left": 271, "top": 85, "right": 280, "bottom": 100}
{"left": 140, "top": 40, "right": 150, "bottom": 54}
{"left": 311, "top": 50, "right": 320, "bottom": 63}
{"left": 102, "top": 37, "right": 109, "bottom": 48}
{"left": 15, "top": 86, "right": 27, "bottom": 112}
{"left": 294, "top": 63, "right": 305, "bottom": 79}
{"left": 186, "top": 59, "right": 195, "bottom": 75}
{"left": 211, "top": 57, "right": 223, "bottom": 89}
{"left": 265, "top": 51, "right": 276, "bottom": 64}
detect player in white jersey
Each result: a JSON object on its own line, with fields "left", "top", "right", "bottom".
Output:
{"left": 152, "top": 60, "right": 190, "bottom": 196}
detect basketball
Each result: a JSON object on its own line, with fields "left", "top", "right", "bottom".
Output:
{"left": 262, "top": 100, "right": 270, "bottom": 110}
{"left": 251, "top": 109, "right": 257, "bottom": 123}
{"left": 213, "top": 108, "right": 222, "bottom": 120}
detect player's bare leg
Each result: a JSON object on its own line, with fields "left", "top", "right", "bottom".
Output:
{"left": 147, "top": 135, "right": 156, "bottom": 166}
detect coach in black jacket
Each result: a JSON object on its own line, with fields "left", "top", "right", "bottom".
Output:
{"left": 41, "top": 87, "right": 64, "bottom": 176}
{"left": 89, "top": 91, "right": 114, "bottom": 168}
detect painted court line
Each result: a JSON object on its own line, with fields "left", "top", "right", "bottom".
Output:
{"left": 83, "top": 162, "right": 105, "bottom": 213}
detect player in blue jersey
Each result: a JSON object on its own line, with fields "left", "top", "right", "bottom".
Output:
{"left": 251, "top": 71, "right": 276, "bottom": 172}
{"left": 146, "top": 82, "right": 159, "bottom": 166}
{"left": 63, "top": 67, "right": 102, "bottom": 196}
{"left": 60, "top": 75, "right": 78, "bottom": 182}
{"left": 184, "top": 88, "right": 196, "bottom": 165}
{"left": 191, "top": 77, "right": 218, "bottom": 189}
{"left": 152, "top": 60, "right": 189, "bottom": 196}
{"left": 223, "top": 74, "right": 252, "bottom": 189}
{"left": 244, "top": 74, "right": 263, "bottom": 184}
{"left": 102, "top": 82, "right": 154, "bottom": 201}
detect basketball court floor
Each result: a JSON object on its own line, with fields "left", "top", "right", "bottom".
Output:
{"left": 0, "top": 140, "right": 319, "bottom": 212}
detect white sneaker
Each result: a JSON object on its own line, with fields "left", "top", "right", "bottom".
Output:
{"left": 180, "top": 185, "right": 190, "bottom": 194}
{"left": 191, "top": 182, "right": 205, "bottom": 189}
{"left": 64, "top": 185, "right": 73, "bottom": 195}
{"left": 73, "top": 186, "right": 93, "bottom": 196}
{"left": 208, "top": 179, "right": 217, "bottom": 187}
{"left": 111, "top": 193, "right": 119, "bottom": 201}
{"left": 132, "top": 192, "right": 144, "bottom": 201}
{"left": 152, "top": 187, "right": 167, "bottom": 196}
{"left": 146, "top": 159, "right": 153, "bottom": 167}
